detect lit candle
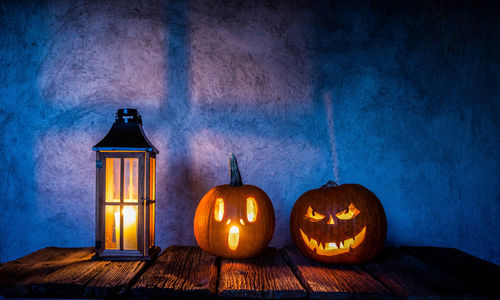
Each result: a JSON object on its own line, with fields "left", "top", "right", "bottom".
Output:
{"left": 123, "top": 206, "right": 137, "bottom": 250}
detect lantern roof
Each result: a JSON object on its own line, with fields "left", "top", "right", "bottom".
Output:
{"left": 92, "top": 108, "right": 159, "bottom": 153}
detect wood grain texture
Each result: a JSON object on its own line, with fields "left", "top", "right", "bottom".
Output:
{"left": 0, "top": 247, "right": 94, "bottom": 296}
{"left": 364, "top": 247, "right": 476, "bottom": 298}
{"left": 402, "top": 246, "right": 500, "bottom": 298}
{"left": 28, "top": 259, "right": 109, "bottom": 297}
{"left": 2, "top": 246, "right": 495, "bottom": 299}
{"left": 131, "top": 246, "right": 218, "bottom": 298}
{"left": 0, "top": 247, "right": 148, "bottom": 298}
{"left": 82, "top": 260, "right": 147, "bottom": 297}
{"left": 26, "top": 256, "right": 147, "bottom": 298}
{"left": 283, "top": 246, "right": 391, "bottom": 299}
{"left": 218, "top": 247, "right": 306, "bottom": 299}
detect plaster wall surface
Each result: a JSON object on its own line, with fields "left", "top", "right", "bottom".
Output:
{"left": 0, "top": 0, "right": 499, "bottom": 264}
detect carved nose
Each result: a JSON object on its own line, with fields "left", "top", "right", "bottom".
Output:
{"left": 327, "top": 215, "right": 335, "bottom": 224}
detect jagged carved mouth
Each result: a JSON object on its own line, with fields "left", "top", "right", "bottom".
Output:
{"left": 299, "top": 226, "right": 366, "bottom": 256}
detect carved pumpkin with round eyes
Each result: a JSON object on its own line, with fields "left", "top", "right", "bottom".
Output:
{"left": 194, "top": 154, "right": 275, "bottom": 258}
{"left": 290, "top": 181, "right": 386, "bottom": 263}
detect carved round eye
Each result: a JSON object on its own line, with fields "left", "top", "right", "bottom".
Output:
{"left": 304, "top": 206, "right": 326, "bottom": 222}
{"left": 246, "top": 197, "right": 258, "bottom": 222}
{"left": 335, "top": 203, "right": 360, "bottom": 220}
{"left": 214, "top": 198, "right": 224, "bottom": 221}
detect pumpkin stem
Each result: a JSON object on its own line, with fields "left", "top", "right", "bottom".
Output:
{"left": 229, "top": 153, "right": 243, "bottom": 186}
{"left": 321, "top": 180, "right": 339, "bottom": 188}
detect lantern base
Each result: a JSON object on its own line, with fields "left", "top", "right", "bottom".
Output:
{"left": 92, "top": 246, "right": 161, "bottom": 261}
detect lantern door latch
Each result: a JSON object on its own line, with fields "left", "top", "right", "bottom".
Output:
{"left": 96, "top": 160, "right": 102, "bottom": 169}
{"left": 141, "top": 197, "right": 155, "bottom": 204}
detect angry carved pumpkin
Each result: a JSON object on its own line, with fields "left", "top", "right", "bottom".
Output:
{"left": 194, "top": 154, "right": 275, "bottom": 258}
{"left": 290, "top": 181, "right": 386, "bottom": 264}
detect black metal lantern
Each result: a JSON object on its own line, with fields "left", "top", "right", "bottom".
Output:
{"left": 92, "top": 108, "right": 159, "bottom": 260}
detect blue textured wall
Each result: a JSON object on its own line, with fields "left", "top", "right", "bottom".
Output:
{"left": 1, "top": 0, "right": 499, "bottom": 264}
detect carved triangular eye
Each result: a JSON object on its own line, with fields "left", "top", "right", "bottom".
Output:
{"left": 214, "top": 198, "right": 224, "bottom": 221}
{"left": 304, "top": 206, "right": 326, "bottom": 222}
{"left": 335, "top": 203, "right": 360, "bottom": 220}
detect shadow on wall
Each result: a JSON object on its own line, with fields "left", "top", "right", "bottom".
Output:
{"left": 32, "top": 0, "right": 169, "bottom": 259}
{"left": 310, "top": 0, "right": 500, "bottom": 264}
{"left": 20, "top": 0, "right": 328, "bottom": 260}
{"left": 0, "top": 0, "right": 498, "bottom": 265}
{"left": 158, "top": 0, "right": 331, "bottom": 248}
{"left": 160, "top": 0, "right": 198, "bottom": 246}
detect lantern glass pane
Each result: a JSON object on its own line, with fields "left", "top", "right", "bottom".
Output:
{"left": 150, "top": 157, "right": 155, "bottom": 201}
{"left": 124, "top": 158, "right": 138, "bottom": 203}
{"left": 105, "top": 158, "right": 121, "bottom": 203}
{"left": 105, "top": 205, "right": 120, "bottom": 250}
{"left": 123, "top": 205, "right": 138, "bottom": 250}
{"left": 149, "top": 157, "right": 155, "bottom": 247}
{"left": 150, "top": 203, "right": 155, "bottom": 247}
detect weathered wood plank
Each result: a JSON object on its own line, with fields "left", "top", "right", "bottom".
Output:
{"left": 0, "top": 247, "right": 94, "bottom": 296}
{"left": 363, "top": 247, "right": 476, "bottom": 298}
{"left": 2, "top": 245, "right": 495, "bottom": 299}
{"left": 84, "top": 260, "right": 147, "bottom": 297}
{"left": 131, "top": 246, "right": 218, "bottom": 298}
{"left": 26, "top": 257, "right": 147, "bottom": 297}
{"left": 401, "top": 246, "right": 500, "bottom": 298}
{"left": 282, "top": 246, "right": 391, "bottom": 299}
{"left": 28, "top": 259, "right": 109, "bottom": 296}
{"left": 218, "top": 247, "right": 306, "bottom": 299}
{"left": 0, "top": 247, "right": 148, "bottom": 298}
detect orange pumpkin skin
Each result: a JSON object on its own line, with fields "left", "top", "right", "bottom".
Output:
{"left": 194, "top": 155, "right": 275, "bottom": 259}
{"left": 290, "top": 182, "right": 386, "bottom": 264}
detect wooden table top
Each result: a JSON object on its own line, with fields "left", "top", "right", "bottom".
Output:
{"left": 0, "top": 245, "right": 498, "bottom": 299}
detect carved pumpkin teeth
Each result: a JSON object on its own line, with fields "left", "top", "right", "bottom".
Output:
{"left": 353, "top": 227, "right": 366, "bottom": 249}
{"left": 326, "top": 242, "right": 337, "bottom": 250}
{"left": 344, "top": 238, "right": 354, "bottom": 248}
{"left": 299, "top": 226, "right": 366, "bottom": 256}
